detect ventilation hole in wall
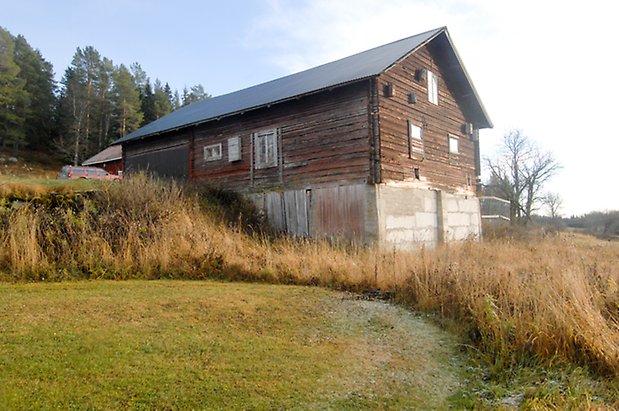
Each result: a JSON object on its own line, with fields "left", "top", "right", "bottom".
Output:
{"left": 414, "top": 167, "right": 420, "bottom": 180}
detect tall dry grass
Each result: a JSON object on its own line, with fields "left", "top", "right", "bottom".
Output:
{"left": 1, "top": 175, "right": 618, "bottom": 376}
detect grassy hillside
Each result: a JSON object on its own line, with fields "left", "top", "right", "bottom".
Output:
{"left": 0, "top": 281, "right": 466, "bottom": 409}
{"left": 0, "top": 148, "right": 97, "bottom": 198}
{"left": 0, "top": 147, "right": 63, "bottom": 179}
{"left": 1, "top": 174, "right": 618, "bottom": 407}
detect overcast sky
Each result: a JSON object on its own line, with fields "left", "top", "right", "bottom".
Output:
{"left": 3, "top": 0, "right": 618, "bottom": 215}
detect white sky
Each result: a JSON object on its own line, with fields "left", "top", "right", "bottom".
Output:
{"left": 3, "top": 0, "right": 618, "bottom": 215}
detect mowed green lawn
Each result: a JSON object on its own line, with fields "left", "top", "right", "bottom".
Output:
{"left": 0, "top": 281, "right": 465, "bottom": 409}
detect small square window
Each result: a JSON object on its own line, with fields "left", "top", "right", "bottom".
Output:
{"left": 448, "top": 135, "right": 459, "bottom": 154}
{"left": 254, "top": 129, "right": 278, "bottom": 169}
{"left": 204, "top": 143, "right": 223, "bottom": 161}
{"left": 428, "top": 71, "right": 438, "bottom": 105}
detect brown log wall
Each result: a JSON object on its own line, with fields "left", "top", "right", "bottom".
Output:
{"left": 124, "top": 133, "right": 190, "bottom": 179}
{"left": 377, "top": 44, "right": 478, "bottom": 194}
{"left": 191, "top": 82, "right": 371, "bottom": 190}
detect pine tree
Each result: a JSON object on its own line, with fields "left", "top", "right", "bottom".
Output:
{"left": 56, "top": 46, "right": 112, "bottom": 164}
{"left": 95, "top": 57, "right": 114, "bottom": 150}
{"left": 130, "top": 62, "right": 147, "bottom": 96}
{"left": 0, "top": 27, "right": 27, "bottom": 151}
{"left": 112, "top": 64, "right": 142, "bottom": 137}
{"left": 13, "top": 34, "right": 55, "bottom": 148}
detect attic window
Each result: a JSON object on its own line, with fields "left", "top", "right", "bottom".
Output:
{"left": 407, "top": 120, "right": 424, "bottom": 159}
{"left": 448, "top": 134, "right": 459, "bottom": 154}
{"left": 204, "top": 143, "right": 223, "bottom": 161}
{"left": 409, "top": 123, "right": 422, "bottom": 140}
{"left": 254, "top": 129, "right": 278, "bottom": 169}
{"left": 428, "top": 71, "right": 438, "bottom": 105}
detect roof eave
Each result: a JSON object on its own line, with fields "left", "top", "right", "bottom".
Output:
{"left": 82, "top": 156, "right": 122, "bottom": 166}
{"left": 116, "top": 75, "right": 376, "bottom": 144}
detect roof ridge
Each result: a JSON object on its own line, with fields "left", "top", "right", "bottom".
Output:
{"left": 114, "top": 27, "right": 449, "bottom": 144}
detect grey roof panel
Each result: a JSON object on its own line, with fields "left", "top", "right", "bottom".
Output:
{"left": 115, "top": 27, "right": 444, "bottom": 144}
{"left": 82, "top": 144, "right": 122, "bottom": 165}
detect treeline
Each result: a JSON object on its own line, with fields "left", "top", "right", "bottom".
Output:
{"left": 0, "top": 26, "right": 209, "bottom": 164}
{"left": 564, "top": 210, "right": 619, "bottom": 238}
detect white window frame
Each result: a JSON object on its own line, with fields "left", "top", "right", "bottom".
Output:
{"left": 228, "top": 136, "right": 241, "bottom": 162}
{"left": 254, "top": 129, "right": 278, "bottom": 169}
{"left": 448, "top": 134, "right": 459, "bottom": 154}
{"left": 409, "top": 122, "right": 422, "bottom": 141}
{"left": 428, "top": 70, "right": 438, "bottom": 105}
{"left": 408, "top": 119, "right": 424, "bottom": 159}
{"left": 204, "top": 143, "right": 223, "bottom": 162}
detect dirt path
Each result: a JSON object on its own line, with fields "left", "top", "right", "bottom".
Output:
{"left": 308, "top": 293, "right": 466, "bottom": 409}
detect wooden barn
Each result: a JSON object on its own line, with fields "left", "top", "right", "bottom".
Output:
{"left": 82, "top": 144, "right": 123, "bottom": 176}
{"left": 115, "top": 27, "right": 492, "bottom": 249}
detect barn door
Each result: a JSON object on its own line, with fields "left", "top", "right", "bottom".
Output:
{"left": 283, "top": 190, "right": 310, "bottom": 237}
{"left": 263, "top": 190, "right": 310, "bottom": 237}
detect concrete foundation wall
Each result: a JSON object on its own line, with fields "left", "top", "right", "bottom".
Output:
{"left": 247, "top": 183, "right": 481, "bottom": 250}
{"left": 376, "top": 185, "right": 440, "bottom": 249}
{"left": 375, "top": 184, "right": 481, "bottom": 250}
{"left": 439, "top": 191, "right": 482, "bottom": 243}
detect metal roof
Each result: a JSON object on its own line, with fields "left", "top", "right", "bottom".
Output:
{"left": 115, "top": 26, "right": 490, "bottom": 144}
{"left": 82, "top": 144, "right": 122, "bottom": 165}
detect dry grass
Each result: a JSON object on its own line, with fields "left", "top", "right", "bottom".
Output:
{"left": 1, "top": 175, "right": 618, "bottom": 380}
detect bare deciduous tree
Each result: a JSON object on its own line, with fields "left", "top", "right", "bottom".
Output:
{"left": 543, "top": 192, "right": 563, "bottom": 219}
{"left": 485, "top": 130, "right": 561, "bottom": 225}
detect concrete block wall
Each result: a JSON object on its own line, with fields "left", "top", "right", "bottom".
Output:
{"left": 375, "top": 185, "right": 440, "bottom": 249}
{"left": 376, "top": 184, "right": 481, "bottom": 250}
{"left": 439, "top": 191, "right": 482, "bottom": 242}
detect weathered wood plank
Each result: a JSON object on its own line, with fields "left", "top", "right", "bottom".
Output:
{"left": 377, "top": 43, "right": 478, "bottom": 193}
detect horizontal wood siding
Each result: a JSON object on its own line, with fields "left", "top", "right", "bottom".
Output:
{"left": 95, "top": 160, "right": 122, "bottom": 176}
{"left": 124, "top": 133, "right": 190, "bottom": 179}
{"left": 191, "top": 82, "right": 371, "bottom": 190}
{"left": 378, "top": 44, "right": 477, "bottom": 194}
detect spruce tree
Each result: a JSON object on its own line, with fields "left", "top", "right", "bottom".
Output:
{"left": 13, "top": 34, "right": 55, "bottom": 148}
{"left": 140, "top": 79, "right": 155, "bottom": 125}
{"left": 153, "top": 79, "right": 172, "bottom": 120}
{"left": 172, "top": 90, "right": 181, "bottom": 110}
{"left": 181, "top": 84, "right": 210, "bottom": 106}
{"left": 0, "top": 27, "right": 27, "bottom": 151}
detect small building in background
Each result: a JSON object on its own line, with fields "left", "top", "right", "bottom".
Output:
{"left": 82, "top": 144, "right": 123, "bottom": 176}
{"left": 114, "top": 27, "right": 492, "bottom": 250}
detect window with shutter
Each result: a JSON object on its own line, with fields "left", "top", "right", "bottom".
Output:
{"left": 428, "top": 71, "right": 438, "bottom": 105}
{"left": 228, "top": 136, "right": 241, "bottom": 162}
{"left": 254, "top": 129, "right": 278, "bottom": 169}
